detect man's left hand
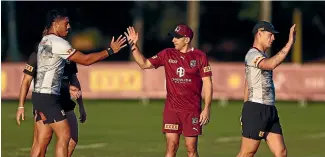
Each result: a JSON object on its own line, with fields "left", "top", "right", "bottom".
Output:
{"left": 79, "top": 107, "right": 87, "bottom": 123}
{"left": 199, "top": 108, "right": 210, "bottom": 126}
{"left": 69, "top": 85, "right": 81, "bottom": 100}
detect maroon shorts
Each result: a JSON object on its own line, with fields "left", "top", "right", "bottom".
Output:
{"left": 162, "top": 109, "right": 201, "bottom": 136}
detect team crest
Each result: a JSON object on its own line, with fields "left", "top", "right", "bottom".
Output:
{"left": 190, "top": 60, "right": 196, "bottom": 68}
{"left": 175, "top": 26, "right": 181, "bottom": 32}
{"left": 192, "top": 117, "right": 198, "bottom": 125}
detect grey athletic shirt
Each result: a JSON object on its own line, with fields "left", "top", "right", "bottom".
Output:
{"left": 33, "top": 34, "right": 76, "bottom": 95}
{"left": 245, "top": 48, "right": 275, "bottom": 106}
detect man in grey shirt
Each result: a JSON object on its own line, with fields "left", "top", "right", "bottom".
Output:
{"left": 237, "top": 21, "right": 296, "bottom": 157}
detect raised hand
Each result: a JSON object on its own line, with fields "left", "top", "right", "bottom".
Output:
{"left": 110, "top": 35, "right": 127, "bottom": 53}
{"left": 288, "top": 24, "right": 296, "bottom": 44}
{"left": 124, "top": 26, "right": 139, "bottom": 44}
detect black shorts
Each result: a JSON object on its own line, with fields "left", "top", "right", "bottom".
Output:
{"left": 60, "top": 95, "right": 76, "bottom": 112}
{"left": 32, "top": 96, "right": 75, "bottom": 121}
{"left": 240, "top": 101, "right": 283, "bottom": 140}
{"left": 32, "top": 92, "right": 67, "bottom": 124}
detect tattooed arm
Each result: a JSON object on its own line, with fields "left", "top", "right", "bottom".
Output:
{"left": 258, "top": 24, "right": 297, "bottom": 70}
{"left": 257, "top": 42, "right": 294, "bottom": 70}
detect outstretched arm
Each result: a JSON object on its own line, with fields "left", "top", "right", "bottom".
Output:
{"left": 69, "top": 35, "right": 127, "bottom": 66}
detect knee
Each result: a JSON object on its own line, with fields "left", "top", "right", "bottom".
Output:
{"left": 185, "top": 143, "right": 197, "bottom": 155}
{"left": 68, "top": 138, "right": 78, "bottom": 148}
{"left": 237, "top": 150, "right": 256, "bottom": 157}
{"left": 37, "top": 133, "right": 52, "bottom": 149}
{"left": 30, "top": 144, "right": 40, "bottom": 157}
{"left": 274, "top": 148, "right": 287, "bottom": 157}
{"left": 58, "top": 134, "right": 71, "bottom": 143}
{"left": 166, "top": 140, "right": 179, "bottom": 154}
{"left": 43, "top": 132, "right": 53, "bottom": 140}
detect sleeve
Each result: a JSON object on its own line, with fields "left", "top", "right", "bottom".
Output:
{"left": 199, "top": 53, "right": 212, "bottom": 77}
{"left": 245, "top": 49, "right": 265, "bottom": 68}
{"left": 23, "top": 52, "right": 37, "bottom": 77}
{"left": 51, "top": 37, "right": 76, "bottom": 60}
{"left": 148, "top": 49, "right": 167, "bottom": 69}
{"left": 69, "top": 61, "right": 78, "bottom": 74}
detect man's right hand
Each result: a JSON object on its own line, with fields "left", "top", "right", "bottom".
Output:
{"left": 124, "top": 26, "right": 139, "bottom": 45}
{"left": 110, "top": 35, "right": 127, "bottom": 53}
{"left": 288, "top": 24, "right": 296, "bottom": 44}
{"left": 16, "top": 107, "right": 25, "bottom": 126}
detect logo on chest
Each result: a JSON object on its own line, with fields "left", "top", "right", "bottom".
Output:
{"left": 190, "top": 60, "right": 196, "bottom": 68}
{"left": 176, "top": 67, "right": 185, "bottom": 77}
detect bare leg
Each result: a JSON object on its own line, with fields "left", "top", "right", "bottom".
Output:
{"left": 165, "top": 133, "right": 180, "bottom": 157}
{"left": 266, "top": 132, "right": 287, "bottom": 157}
{"left": 236, "top": 137, "right": 261, "bottom": 157}
{"left": 184, "top": 136, "right": 199, "bottom": 157}
{"left": 50, "top": 119, "right": 71, "bottom": 157}
{"left": 35, "top": 121, "right": 53, "bottom": 157}
{"left": 30, "top": 116, "right": 40, "bottom": 157}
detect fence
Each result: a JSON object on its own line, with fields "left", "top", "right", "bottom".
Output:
{"left": 2, "top": 62, "right": 325, "bottom": 101}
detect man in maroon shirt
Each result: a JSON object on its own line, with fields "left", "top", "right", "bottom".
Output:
{"left": 124, "top": 24, "right": 213, "bottom": 157}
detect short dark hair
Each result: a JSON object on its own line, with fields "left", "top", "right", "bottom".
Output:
{"left": 45, "top": 9, "right": 67, "bottom": 29}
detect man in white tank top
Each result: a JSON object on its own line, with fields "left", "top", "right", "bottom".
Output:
{"left": 237, "top": 21, "right": 296, "bottom": 157}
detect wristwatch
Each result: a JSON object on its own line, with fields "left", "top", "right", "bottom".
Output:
{"left": 107, "top": 47, "right": 114, "bottom": 55}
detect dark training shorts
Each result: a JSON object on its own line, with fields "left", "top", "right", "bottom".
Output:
{"left": 240, "top": 101, "right": 283, "bottom": 140}
{"left": 32, "top": 92, "right": 66, "bottom": 124}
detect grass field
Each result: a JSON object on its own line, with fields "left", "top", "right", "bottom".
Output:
{"left": 1, "top": 100, "right": 325, "bottom": 157}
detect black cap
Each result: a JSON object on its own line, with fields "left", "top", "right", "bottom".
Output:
{"left": 252, "top": 21, "right": 279, "bottom": 34}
